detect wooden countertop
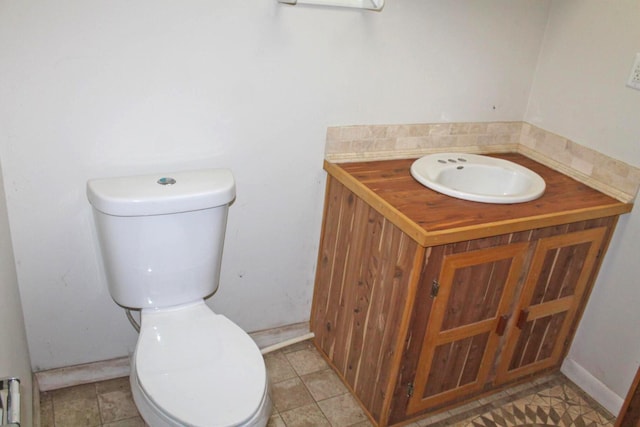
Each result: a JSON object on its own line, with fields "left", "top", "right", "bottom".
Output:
{"left": 324, "top": 153, "right": 633, "bottom": 247}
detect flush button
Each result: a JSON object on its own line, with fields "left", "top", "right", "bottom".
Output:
{"left": 157, "top": 177, "right": 176, "bottom": 186}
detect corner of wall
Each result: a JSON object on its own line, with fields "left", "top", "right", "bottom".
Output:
{"left": 561, "top": 357, "right": 624, "bottom": 416}
{"left": 0, "top": 159, "right": 33, "bottom": 426}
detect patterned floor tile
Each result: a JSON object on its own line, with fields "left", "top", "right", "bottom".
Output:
{"left": 455, "top": 382, "right": 614, "bottom": 427}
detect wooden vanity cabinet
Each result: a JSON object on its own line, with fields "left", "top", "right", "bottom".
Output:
{"left": 312, "top": 173, "right": 622, "bottom": 427}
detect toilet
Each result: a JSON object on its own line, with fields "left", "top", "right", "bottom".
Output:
{"left": 87, "top": 169, "right": 271, "bottom": 427}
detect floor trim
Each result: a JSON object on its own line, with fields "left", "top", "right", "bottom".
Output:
{"left": 250, "top": 321, "right": 310, "bottom": 349}
{"left": 36, "top": 356, "right": 131, "bottom": 392}
{"left": 35, "top": 321, "right": 310, "bottom": 391}
{"left": 561, "top": 357, "right": 624, "bottom": 416}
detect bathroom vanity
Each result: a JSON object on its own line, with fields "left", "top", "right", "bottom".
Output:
{"left": 311, "top": 153, "right": 633, "bottom": 426}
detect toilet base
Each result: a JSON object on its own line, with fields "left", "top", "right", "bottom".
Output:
{"left": 130, "top": 362, "right": 272, "bottom": 427}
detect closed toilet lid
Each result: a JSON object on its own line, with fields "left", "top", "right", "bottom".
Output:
{"left": 135, "top": 301, "right": 267, "bottom": 427}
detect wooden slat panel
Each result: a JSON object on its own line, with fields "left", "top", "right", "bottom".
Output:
{"left": 440, "top": 261, "right": 475, "bottom": 330}
{"left": 341, "top": 206, "right": 384, "bottom": 386}
{"left": 520, "top": 316, "right": 553, "bottom": 367}
{"left": 507, "top": 316, "right": 533, "bottom": 372}
{"left": 422, "top": 332, "right": 493, "bottom": 399}
{"left": 459, "top": 333, "right": 492, "bottom": 386}
{"left": 311, "top": 176, "right": 420, "bottom": 422}
{"left": 313, "top": 178, "right": 355, "bottom": 358}
{"left": 423, "top": 341, "right": 456, "bottom": 398}
{"left": 538, "top": 313, "right": 567, "bottom": 361}
{"left": 441, "top": 258, "right": 513, "bottom": 330}
{"left": 388, "top": 246, "right": 444, "bottom": 424}
{"left": 508, "top": 312, "right": 568, "bottom": 372}
{"left": 424, "top": 335, "right": 491, "bottom": 398}
{"left": 530, "top": 242, "right": 591, "bottom": 305}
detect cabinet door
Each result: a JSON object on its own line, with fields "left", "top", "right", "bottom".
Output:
{"left": 496, "top": 227, "right": 607, "bottom": 384}
{"left": 407, "top": 242, "right": 528, "bottom": 415}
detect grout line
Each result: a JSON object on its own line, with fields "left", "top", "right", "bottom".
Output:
{"left": 41, "top": 346, "right": 612, "bottom": 427}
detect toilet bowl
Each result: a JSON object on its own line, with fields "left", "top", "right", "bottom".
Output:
{"left": 86, "top": 168, "right": 271, "bottom": 426}
{"left": 130, "top": 301, "right": 271, "bottom": 427}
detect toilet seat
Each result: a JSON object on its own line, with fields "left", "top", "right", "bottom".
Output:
{"left": 135, "top": 301, "right": 267, "bottom": 427}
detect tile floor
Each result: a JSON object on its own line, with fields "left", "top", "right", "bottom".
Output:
{"left": 39, "top": 377, "right": 143, "bottom": 427}
{"left": 429, "top": 375, "right": 615, "bottom": 427}
{"left": 39, "top": 340, "right": 614, "bottom": 427}
{"left": 39, "top": 340, "right": 370, "bottom": 427}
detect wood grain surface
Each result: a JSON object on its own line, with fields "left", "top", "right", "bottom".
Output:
{"left": 326, "top": 153, "right": 632, "bottom": 246}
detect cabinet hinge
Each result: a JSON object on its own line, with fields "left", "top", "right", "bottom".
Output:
{"left": 430, "top": 280, "right": 440, "bottom": 298}
{"left": 407, "top": 382, "right": 414, "bottom": 397}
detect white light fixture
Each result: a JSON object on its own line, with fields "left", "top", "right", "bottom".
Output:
{"left": 277, "top": 0, "right": 384, "bottom": 11}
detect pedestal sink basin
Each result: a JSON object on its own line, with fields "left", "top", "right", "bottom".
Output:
{"left": 410, "top": 153, "right": 546, "bottom": 204}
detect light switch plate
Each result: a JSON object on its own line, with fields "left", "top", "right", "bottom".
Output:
{"left": 626, "top": 53, "right": 640, "bottom": 90}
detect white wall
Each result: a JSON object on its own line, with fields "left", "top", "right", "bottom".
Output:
{"left": 0, "top": 0, "right": 551, "bottom": 371}
{"left": 0, "top": 159, "right": 33, "bottom": 426}
{"left": 525, "top": 0, "right": 640, "bottom": 411}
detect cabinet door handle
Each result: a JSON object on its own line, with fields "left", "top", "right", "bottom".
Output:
{"left": 495, "top": 314, "right": 509, "bottom": 336}
{"left": 516, "top": 309, "right": 529, "bottom": 329}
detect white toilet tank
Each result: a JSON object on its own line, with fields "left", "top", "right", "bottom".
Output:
{"left": 87, "top": 169, "right": 236, "bottom": 309}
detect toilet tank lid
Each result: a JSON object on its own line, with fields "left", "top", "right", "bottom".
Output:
{"left": 87, "top": 169, "right": 236, "bottom": 216}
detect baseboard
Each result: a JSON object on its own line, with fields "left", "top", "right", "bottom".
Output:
{"left": 35, "top": 321, "right": 311, "bottom": 392}
{"left": 35, "top": 356, "right": 131, "bottom": 392}
{"left": 561, "top": 357, "right": 624, "bottom": 416}
{"left": 249, "top": 321, "right": 310, "bottom": 349}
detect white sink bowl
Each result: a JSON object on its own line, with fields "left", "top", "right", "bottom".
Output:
{"left": 410, "top": 153, "right": 546, "bottom": 204}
